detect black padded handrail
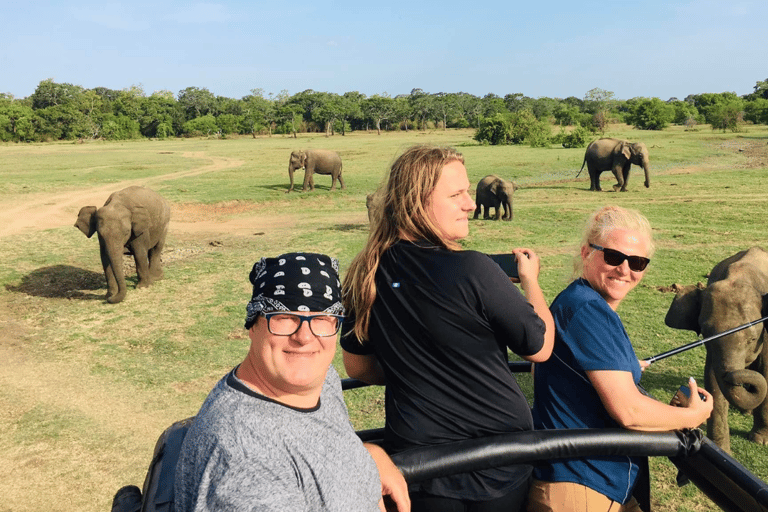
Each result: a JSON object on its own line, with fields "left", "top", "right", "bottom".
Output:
{"left": 387, "top": 428, "right": 695, "bottom": 484}
{"left": 670, "top": 435, "right": 768, "bottom": 512}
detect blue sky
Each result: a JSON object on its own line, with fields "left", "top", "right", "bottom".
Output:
{"left": 3, "top": 0, "right": 765, "bottom": 101}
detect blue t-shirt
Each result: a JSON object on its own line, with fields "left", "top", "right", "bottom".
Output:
{"left": 532, "top": 278, "right": 642, "bottom": 504}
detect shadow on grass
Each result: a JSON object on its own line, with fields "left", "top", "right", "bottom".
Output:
{"left": 5, "top": 265, "right": 106, "bottom": 300}
{"left": 255, "top": 183, "right": 343, "bottom": 193}
{"left": 321, "top": 223, "right": 369, "bottom": 233}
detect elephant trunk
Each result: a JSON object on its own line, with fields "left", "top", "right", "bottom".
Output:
{"left": 502, "top": 197, "right": 512, "bottom": 221}
{"left": 718, "top": 368, "right": 768, "bottom": 413}
{"left": 287, "top": 163, "right": 296, "bottom": 193}
{"left": 643, "top": 161, "right": 650, "bottom": 188}
{"left": 103, "top": 238, "right": 128, "bottom": 304}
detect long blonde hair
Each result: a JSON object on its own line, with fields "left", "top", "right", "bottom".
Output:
{"left": 343, "top": 145, "right": 465, "bottom": 343}
{"left": 573, "top": 205, "right": 655, "bottom": 279}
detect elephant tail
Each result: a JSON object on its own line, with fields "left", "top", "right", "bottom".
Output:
{"left": 576, "top": 156, "right": 587, "bottom": 178}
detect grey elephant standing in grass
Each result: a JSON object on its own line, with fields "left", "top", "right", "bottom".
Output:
{"left": 286, "top": 149, "right": 344, "bottom": 192}
{"left": 473, "top": 174, "right": 518, "bottom": 221}
{"left": 664, "top": 247, "right": 768, "bottom": 453}
{"left": 75, "top": 186, "right": 171, "bottom": 304}
{"left": 579, "top": 138, "right": 650, "bottom": 192}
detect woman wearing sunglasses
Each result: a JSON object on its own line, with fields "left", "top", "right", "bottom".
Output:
{"left": 527, "top": 206, "right": 713, "bottom": 512}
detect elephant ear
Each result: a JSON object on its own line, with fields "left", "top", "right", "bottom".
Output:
{"left": 618, "top": 142, "right": 632, "bottom": 160}
{"left": 75, "top": 206, "right": 98, "bottom": 238}
{"left": 664, "top": 284, "right": 703, "bottom": 334}
{"left": 131, "top": 205, "right": 151, "bottom": 239}
{"left": 489, "top": 179, "right": 502, "bottom": 194}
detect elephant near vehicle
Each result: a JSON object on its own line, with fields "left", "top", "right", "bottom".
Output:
{"left": 75, "top": 186, "right": 171, "bottom": 304}
{"left": 473, "top": 174, "right": 518, "bottom": 221}
{"left": 664, "top": 246, "right": 768, "bottom": 453}
{"left": 286, "top": 149, "right": 344, "bottom": 193}
{"left": 579, "top": 138, "right": 650, "bottom": 192}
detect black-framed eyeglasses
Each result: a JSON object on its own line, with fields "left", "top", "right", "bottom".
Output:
{"left": 263, "top": 312, "right": 344, "bottom": 337}
{"left": 589, "top": 243, "right": 650, "bottom": 272}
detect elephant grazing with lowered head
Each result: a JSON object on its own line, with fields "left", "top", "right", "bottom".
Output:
{"left": 473, "top": 175, "right": 518, "bottom": 221}
{"left": 664, "top": 246, "right": 768, "bottom": 453}
{"left": 75, "top": 186, "right": 171, "bottom": 304}
{"left": 286, "top": 149, "right": 344, "bottom": 193}
{"left": 579, "top": 138, "right": 650, "bottom": 192}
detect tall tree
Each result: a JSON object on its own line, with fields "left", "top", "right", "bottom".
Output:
{"left": 177, "top": 86, "right": 215, "bottom": 120}
{"left": 584, "top": 88, "right": 615, "bottom": 133}
{"left": 432, "top": 92, "right": 458, "bottom": 130}
{"left": 30, "top": 79, "right": 84, "bottom": 109}
{"left": 362, "top": 94, "right": 394, "bottom": 135}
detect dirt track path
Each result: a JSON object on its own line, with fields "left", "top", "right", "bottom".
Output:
{"left": 0, "top": 152, "right": 245, "bottom": 239}
{"left": 0, "top": 150, "right": 260, "bottom": 511}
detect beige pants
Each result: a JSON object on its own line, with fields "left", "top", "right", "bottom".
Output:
{"left": 527, "top": 480, "right": 642, "bottom": 512}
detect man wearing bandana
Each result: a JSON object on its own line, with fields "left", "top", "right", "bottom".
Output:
{"left": 174, "top": 253, "right": 410, "bottom": 512}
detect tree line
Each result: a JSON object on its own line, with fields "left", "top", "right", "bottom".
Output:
{"left": 1, "top": 78, "right": 767, "bottom": 144}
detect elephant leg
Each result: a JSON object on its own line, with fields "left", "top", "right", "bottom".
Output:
{"left": 337, "top": 174, "right": 345, "bottom": 190}
{"left": 750, "top": 355, "right": 768, "bottom": 444}
{"left": 483, "top": 205, "right": 491, "bottom": 219}
{"left": 302, "top": 169, "right": 313, "bottom": 191}
{"left": 614, "top": 164, "right": 630, "bottom": 192}
{"left": 750, "top": 398, "right": 768, "bottom": 445}
{"left": 612, "top": 167, "right": 626, "bottom": 192}
{"left": 133, "top": 247, "right": 152, "bottom": 289}
{"left": 473, "top": 204, "right": 480, "bottom": 219}
{"left": 590, "top": 170, "right": 601, "bottom": 191}
{"left": 148, "top": 238, "right": 165, "bottom": 280}
{"left": 621, "top": 165, "right": 631, "bottom": 192}
{"left": 99, "top": 239, "right": 120, "bottom": 300}
{"left": 706, "top": 357, "right": 732, "bottom": 453}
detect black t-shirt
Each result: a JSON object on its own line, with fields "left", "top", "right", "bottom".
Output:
{"left": 341, "top": 240, "right": 546, "bottom": 500}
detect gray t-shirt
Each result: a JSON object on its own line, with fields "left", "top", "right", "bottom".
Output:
{"left": 174, "top": 366, "right": 381, "bottom": 511}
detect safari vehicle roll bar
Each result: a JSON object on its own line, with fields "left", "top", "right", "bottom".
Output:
{"left": 112, "top": 370, "right": 768, "bottom": 512}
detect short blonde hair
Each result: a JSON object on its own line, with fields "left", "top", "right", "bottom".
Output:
{"left": 572, "top": 205, "right": 655, "bottom": 278}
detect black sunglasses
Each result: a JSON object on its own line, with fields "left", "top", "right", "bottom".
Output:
{"left": 589, "top": 243, "right": 650, "bottom": 272}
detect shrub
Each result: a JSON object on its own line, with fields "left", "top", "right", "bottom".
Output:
{"left": 474, "top": 114, "right": 511, "bottom": 145}
{"left": 183, "top": 115, "right": 219, "bottom": 137}
{"left": 509, "top": 110, "right": 549, "bottom": 145}
{"left": 744, "top": 99, "right": 768, "bottom": 125}
{"left": 552, "top": 126, "right": 592, "bottom": 148}
{"left": 671, "top": 101, "right": 701, "bottom": 125}
{"left": 626, "top": 97, "right": 674, "bottom": 130}
{"left": 705, "top": 99, "right": 744, "bottom": 132}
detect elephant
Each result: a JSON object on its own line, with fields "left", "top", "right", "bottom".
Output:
{"left": 286, "top": 149, "right": 344, "bottom": 193}
{"left": 578, "top": 138, "right": 650, "bottom": 192}
{"left": 664, "top": 246, "right": 768, "bottom": 453}
{"left": 75, "top": 186, "right": 171, "bottom": 304}
{"left": 473, "top": 175, "right": 518, "bottom": 221}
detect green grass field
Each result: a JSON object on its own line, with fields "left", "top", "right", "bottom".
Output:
{"left": 1, "top": 125, "right": 767, "bottom": 511}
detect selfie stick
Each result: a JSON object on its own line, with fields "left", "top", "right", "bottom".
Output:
{"left": 644, "top": 315, "right": 768, "bottom": 365}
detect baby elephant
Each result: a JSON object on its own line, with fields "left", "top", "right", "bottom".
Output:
{"left": 75, "top": 186, "right": 171, "bottom": 304}
{"left": 664, "top": 247, "right": 768, "bottom": 453}
{"left": 473, "top": 175, "right": 518, "bottom": 221}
